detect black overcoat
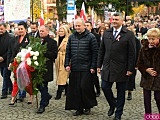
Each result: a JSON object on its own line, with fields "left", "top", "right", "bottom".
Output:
{"left": 97, "top": 26, "right": 136, "bottom": 82}
{"left": 42, "top": 35, "right": 58, "bottom": 82}
{"left": 0, "top": 31, "right": 13, "bottom": 67}
{"left": 10, "top": 33, "right": 30, "bottom": 63}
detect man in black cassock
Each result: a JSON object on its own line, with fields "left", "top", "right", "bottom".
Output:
{"left": 64, "top": 18, "right": 98, "bottom": 116}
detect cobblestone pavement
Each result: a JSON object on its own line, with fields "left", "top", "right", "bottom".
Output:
{"left": 0, "top": 70, "right": 158, "bottom": 120}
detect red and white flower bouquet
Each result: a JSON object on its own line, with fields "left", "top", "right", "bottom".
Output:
{"left": 11, "top": 37, "right": 47, "bottom": 95}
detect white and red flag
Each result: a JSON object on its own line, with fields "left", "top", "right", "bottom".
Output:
{"left": 80, "top": 2, "right": 87, "bottom": 21}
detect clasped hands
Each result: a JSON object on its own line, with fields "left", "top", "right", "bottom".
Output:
{"left": 146, "top": 68, "right": 157, "bottom": 77}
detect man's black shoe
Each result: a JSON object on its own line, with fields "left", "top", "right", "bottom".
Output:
{"left": 108, "top": 107, "right": 115, "bottom": 116}
{"left": 113, "top": 116, "right": 121, "bottom": 120}
{"left": 37, "top": 106, "right": 45, "bottom": 114}
{"left": 84, "top": 108, "right": 91, "bottom": 115}
{"left": 73, "top": 110, "right": 83, "bottom": 116}
{"left": 17, "top": 97, "right": 24, "bottom": 102}
{"left": 48, "top": 94, "right": 52, "bottom": 100}
{"left": 1, "top": 94, "right": 7, "bottom": 99}
{"left": 127, "top": 93, "right": 132, "bottom": 100}
{"left": 96, "top": 92, "right": 100, "bottom": 97}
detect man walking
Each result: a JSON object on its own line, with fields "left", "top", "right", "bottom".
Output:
{"left": 65, "top": 18, "right": 98, "bottom": 116}
{"left": 0, "top": 23, "right": 13, "bottom": 99}
{"left": 97, "top": 13, "right": 136, "bottom": 120}
{"left": 36, "top": 25, "right": 58, "bottom": 113}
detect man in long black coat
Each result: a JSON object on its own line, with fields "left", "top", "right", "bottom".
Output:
{"left": 65, "top": 18, "right": 98, "bottom": 116}
{"left": 0, "top": 23, "right": 13, "bottom": 99}
{"left": 36, "top": 25, "right": 58, "bottom": 114}
{"left": 97, "top": 13, "right": 136, "bottom": 120}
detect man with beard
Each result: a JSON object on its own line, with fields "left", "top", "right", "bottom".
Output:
{"left": 97, "top": 13, "right": 136, "bottom": 120}
{"left": 0, "top": 23, "right": 13, "bottom": 99}
{"left": 65, "top": 18, "right": 98, "bottom": 116}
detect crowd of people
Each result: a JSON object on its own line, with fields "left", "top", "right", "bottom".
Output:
{"left": 0, "top": 13, "right": 160, "bottom": 120}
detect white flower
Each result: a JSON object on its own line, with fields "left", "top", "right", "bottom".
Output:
{"left": 21, "top": 49, "right": 28, "bottom": 54}
{"left": 26, "top": 58, "right": 32, "bottom": 66}
{"left": 28, "top": 47, "right": 32, "bottom": 51}
{"left": 30, "top": 51, "right": 34, "bottom": 56}
{"left": 16, "top": 52, "right": 22, "bottom": 57}
{"left": 21, "top": 57, "right": 25, "bottom": 61}
{"left": 33, "top": 56, "right": 37, "bottom": 60}
{"left": 34, "top": 61, "right": 39, "bottom": 66}
{"left": 34, "top": 51, "right": 39, "bottom": 56}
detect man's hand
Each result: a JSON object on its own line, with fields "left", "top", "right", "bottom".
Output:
{"left": 65, "top": 66, "right": 71, "bottom": 72}
{"left": 8, "top": 63, "right": 12, "bottom": 70}
{"left": 0, "top": 56, "right": 4, "bottom": 62}
{"left": 146, "top": 68, "right": 157, "bottom": 77}
{"left": 90, "top": 69, "right": 95, "bottom": 74}
{"left": 97, "top": 68, "right": 101, "bottom": 74}
{"left": 126, "top": 71, "right": 132, "bottom": 76}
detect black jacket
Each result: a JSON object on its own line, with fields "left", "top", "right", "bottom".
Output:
{"left": 9, "top": 33, "right": 30, "bottom": 64}
{"left": 0, "top": 31, "right": 13, "bottom": 67}
{"left": 65, "top": 29, "right": 98, "bottom": 71}
{"left": 42, "top": 35, "right": 58, "bottom": 82}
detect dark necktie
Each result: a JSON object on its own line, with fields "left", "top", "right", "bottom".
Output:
{"left": 32, "top": 33, "right": 35, "bottom": 37}
{"left": 113, "top": 31, "right": 118, "bottom": 39}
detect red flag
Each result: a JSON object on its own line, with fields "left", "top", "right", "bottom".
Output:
{"left": 80, "top": 2, "right": 87, "bottom": 21}
{"left": 40, "top": 17, "right": 44, "bottom": 26}
{"left": 40, "top": 3, "right": 44, "bottom": 26}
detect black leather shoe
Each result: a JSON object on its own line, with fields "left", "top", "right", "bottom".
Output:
{"left": 127, "top": 93, "right": 132, "bottom": 100}
{"left": 37, "top": 106, "right": 45, "bottom": 114}
{"left": 84, "top": 108, "right": 91, "bottom": 115}
{"left": 48, "top": 94, "right": 52, "bottom": 100}
{"left": 113, "top": 116, "right": 121, "bottom": 120}
{"left": 96, "top": 92, "right": 100, "bottom": 97}
{"left": 108, "top": 107, "right": 115, "bottom": 116}
{"left": 73, "top": 110, "right": 84, "bottom": 116}
{"left": 1, "top": 94, "right": 7, "bottom": 99}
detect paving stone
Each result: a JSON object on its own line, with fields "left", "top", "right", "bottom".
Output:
{"left": 0, "top": 71, "right": 159, "bottom": 120}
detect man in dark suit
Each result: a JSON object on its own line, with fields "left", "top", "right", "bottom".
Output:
{"left": 85, "top": 21, "right": 101, "bottom": 97}
{"left": 135, "top": 20, "right": 148, "bottom": 37}
{"left": 97, "top": 13, "right": 136, "bottom": 120}
{"left": 37, "top": 25, "right": 58, "bottom": 114}
{"left": 0, "top": 23, "right": 13, "bottom": 99}
{"left": 29, "top": 22, "right": 40, "bottom": 38}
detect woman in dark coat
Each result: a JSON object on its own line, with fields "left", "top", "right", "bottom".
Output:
{"left": 8, "top": 21, "right": 30, "bottom": 105}
{"left": 126, "top": 26, "right": 141, "bottom": 100}
{"left": 137, "top": 28, "right": 160, "bottom": 114}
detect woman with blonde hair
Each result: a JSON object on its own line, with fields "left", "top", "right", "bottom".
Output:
{"left": 54, "top": 25, "right": 71, "bottom": 100}
{"left": 137, "top": 28, "right": 160, "bottom": 114}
